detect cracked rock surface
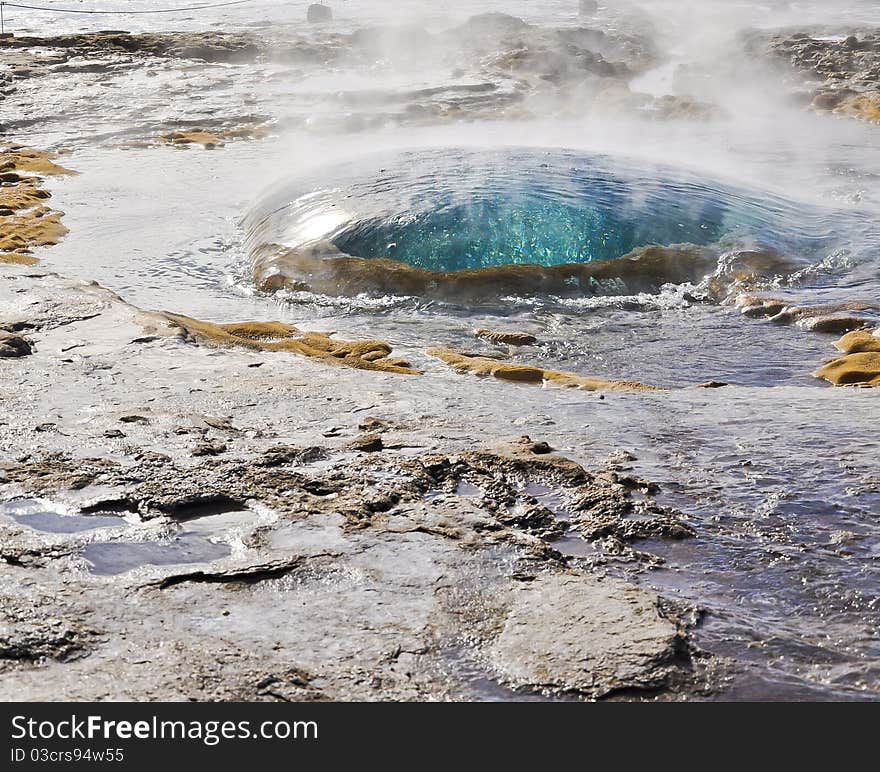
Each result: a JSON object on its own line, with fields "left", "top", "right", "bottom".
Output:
{"left": 0, "top": 268, "right": 705, "bottom": 701}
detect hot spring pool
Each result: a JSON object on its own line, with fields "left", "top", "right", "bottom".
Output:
{"left": 243, "top": 147, "right": 871, "bottom": 300}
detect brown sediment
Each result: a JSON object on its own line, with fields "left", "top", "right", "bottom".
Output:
{"left": 815, "top": 351, "right": 880, "bottom": 386}
{"left": 474, "top": 328, "right": 538, "bottom": 346}
{"left": 427, "top": 346, "right": 663, "bottom": 392}
{"left": 153, "top": 312, "right": 420, "bottom": 375}
{"left": 1, "top": 147, "right": 76, "bottom": 177}
{"left": 836, "top": 93, "right": 880, "bottom": 124}
{"left": 0, "top": 146, "right": 75, "bottom": 264}
{"left": 252, "top": 241, "right": 719, "bottom": 301}
{"left": 731, "top": 293, "right": 880, "bottom": 385}
{"left": 814, "top": 328, "right": 880, "bottom": 387}
{"left": 833, "top": 329, "right": 880, "bottom": 354}
{"left": 734, "top": 294, "right": 879, "bottom": 329}
{"left": 157, "top": 125, "right": 271, "bottom": 150}
{"left": 0, "top": 253, "right": 40, "bottom": 266}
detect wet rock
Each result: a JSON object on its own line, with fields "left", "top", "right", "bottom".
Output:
{"left": 650, "top": 94, "right": 721, "bottom": 121}
{"left": 118, "top": 414, "right": 149, "bottom": 424}
{"left": 254, "top": 668, "right": 324, "bottom": 701}
{"left": 145, "top": 312, "right": 419, "bottom": 375}
{"left": 0, "top": 269, "right": 714, "bottom": 701}
{"left": 192, "top": 440, "right": 227, "bottom": 457}
{"left": 0, "top": 617, "right": 93, "bottom": 663}
{"left": 738, "top": 298, "right": 789, "bottom": 318}
{"left": 358, "top": 417, "right": 391, "bottom": 433}
{"left": 258, "top": 444, "right": 327, "bottom": 466}
{"left": 0, "top": 330, "right": 32, "bottom": 358}
{"left": 816, "top": 351, "right": 880, "bottom": 386}
{"left": 802, "top": 315, "right": 871, "bottom": 334}
{"left": 474, "top": 328, "right": 538, "bottom": 346}
{"left": 575, "top": 503, "right": 695, "bottom": 542}
{"left": 155, "top": 124, "right": 270, "bottom": 150}
{"left": 453, "top": 13, "right": 530, "bottom": 40}
{"left": 0, "top": 31, "right": 261, "bottom": 64}
{"left": 811, "top": 88, "right": 857, "bottom": 110}
{"left": 579, "top": 0, "right": 599, "bottom": 16}
{"left": 487, "top": 572, "right": 688, "bottom": 697}
{"left": 307, "top": 4, "right": 333, "bottom": 24}
{"left": 497, "top": 503, "right": 566, "bottom": 539}
{"left": 252, "top": 240, "right": 718, "bottom": 302}
{"left": 150, "top": 554, "right": 324, "bottom": 590}
{"left": 427, "top": 346, "right": 663, "bottom": 392}
{"left": 755, "top": 29, "right": 880, "bottom": 125}
{"left": 350, "top": 25, "right": 436, "bottom": 57}
{"left": 348, "top": 433, "right": 384, "bottom": 453}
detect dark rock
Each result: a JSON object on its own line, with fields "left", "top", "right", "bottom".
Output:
{"left": 307, "top": 4, "right": 332, "bottom": 23}
{"left": 474, "top": 328, "right": 538, "bottom": 346}
{"left": 358, "top": 417, "right": 391, "bottom": 432}
{"left": 455, "top": 13, "right": 530, "bottom": 38}
{"left": 579, "top": 0, "right": 599, "bottom": 16}
{"left": 0, "top": 330, "right": 32, "bottom": 358}
{"left": 119, "top": 414, "right": 149, "bottom": 424}
{"left": 348, "top": 433, "right": 384, "bottom": 453}
{"left": 258, "top": 444, "right": 326, "bottom": 466}
{"left": 192, "top": 440, "right": 227, "bottom": 457}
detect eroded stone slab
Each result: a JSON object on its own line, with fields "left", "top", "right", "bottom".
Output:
{"left": 488, "top": 572, "right": 685, "bottom": 698}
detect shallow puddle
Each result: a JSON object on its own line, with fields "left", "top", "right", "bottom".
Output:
{"left": 1, "top": 498, "right": 123, "bottom": 534}
{"left": 82, "top": 534, "right": 231, "bottom": 576}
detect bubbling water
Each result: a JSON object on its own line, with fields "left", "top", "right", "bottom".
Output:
{"left": 245, "top": 147, "right": 869, "bottom": 301}
{"left": 331, "top": 165, "right": 788, "bottom": 271}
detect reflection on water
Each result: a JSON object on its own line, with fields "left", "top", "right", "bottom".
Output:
{"left": 248, "top": 147, "right": 873, "bottom": 276}
{"left": 0, "top": 499, "right": 123, "bottom": 534}
{"left": 82, "top": 535, "right": 231, "bottom": 576}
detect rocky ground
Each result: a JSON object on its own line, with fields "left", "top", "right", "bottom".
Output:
{"left": 0, "top": 14, "right": 707, "bottom": 147}
{"left": 1, "top": 13, "right": 879, "bottom": 702}
{"left": 0, "top": 267, "right": 712, "bottom": 701}
{"left": 749, "top": 27, "right": 880, "bottom": 123}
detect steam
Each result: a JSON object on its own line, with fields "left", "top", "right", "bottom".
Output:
{"left": 256, "top": 0, "right": 880, "bottom": 212}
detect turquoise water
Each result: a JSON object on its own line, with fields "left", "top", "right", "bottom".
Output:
{"left": 250, "top": 148, "right": 861, "bottom": 276}
{"left": 331, "top": 189, "right": 729, "bottom": 271}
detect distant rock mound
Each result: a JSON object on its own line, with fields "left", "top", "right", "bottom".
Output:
{"left": 307, "top": 4, "right": 333, "bottom": 23}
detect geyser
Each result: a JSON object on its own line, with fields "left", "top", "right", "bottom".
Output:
{"left": 245, "top": 147, "right": 854, "bottom": 300}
